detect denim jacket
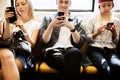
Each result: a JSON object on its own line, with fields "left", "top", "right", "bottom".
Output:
{"left": 38, "top": 12, "right": 86, "bottom": 52}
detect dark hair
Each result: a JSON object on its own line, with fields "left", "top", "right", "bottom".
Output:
{"left": 98, "top": 2, "right": 114, "bottom": 8}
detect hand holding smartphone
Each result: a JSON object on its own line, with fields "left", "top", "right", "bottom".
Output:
{"left": 57, "top": 12, "right": 64, "bottom": 20}
{"left": 6, "top": 7, "right": 17, "bottom": 23}
{"left": 106, "top": 22, "right": 114, "bottom": 29}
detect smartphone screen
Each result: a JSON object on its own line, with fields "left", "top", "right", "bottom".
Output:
{"left": 6, "top": 7, "right": 17, "bottom": 23}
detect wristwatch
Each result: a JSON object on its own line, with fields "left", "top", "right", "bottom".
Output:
{"left": 70, "top": 28, "right": 76, "bottom": 32}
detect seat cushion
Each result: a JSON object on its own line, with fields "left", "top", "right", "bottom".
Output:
{"left": 36, "top": 62, "right": 83, "bottom": 74}
{"left": 84, "top": 66, "right": 98, "bottom": 74}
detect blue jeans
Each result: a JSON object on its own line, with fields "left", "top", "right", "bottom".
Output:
{"left": 88, "top": 46, "right": 120, "bottom": 78}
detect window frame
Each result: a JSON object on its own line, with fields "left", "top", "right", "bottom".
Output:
{"left": 11, "top": 0, "right": 120, "bottom": 12}
{"left": 32, "top": 0, "right": 95, "bottom": 12}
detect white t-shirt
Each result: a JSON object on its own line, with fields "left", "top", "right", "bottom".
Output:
{"left": 53, "top": 26, "right": 73, "bottom": 48}
{"left": 46, "top": 18, "right": 74, "bottom": 51}
{"left": 12, "top": 19, "right": 41, "bottom": 37}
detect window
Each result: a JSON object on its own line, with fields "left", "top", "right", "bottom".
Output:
{"left": 10, "top": 0, "right": 120, "bottom": 12}
{"left": 113, "top": 0, "right": 120, "bottom": 12}
{"left": 31, "top": 0, "right": 94, "bottom": 12}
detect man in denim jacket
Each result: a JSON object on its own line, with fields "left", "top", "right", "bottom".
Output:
{"left": 37, "top": 0, "right": 86, "bottom": 79}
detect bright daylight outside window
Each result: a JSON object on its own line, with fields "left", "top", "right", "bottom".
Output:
{"left": 31, "top": 0, "right": 94, "bottom": 12}
{"left": 113, "top": 0, "right": 120, "bottom": 12}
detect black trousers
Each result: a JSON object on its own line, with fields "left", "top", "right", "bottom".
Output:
{"left": 45, "top": 47, "right": 82, "bottom": 80}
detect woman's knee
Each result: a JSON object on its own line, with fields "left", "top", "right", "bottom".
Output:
{"left": 0, "top": 49, "right": 14, "bottom": 61}
{"left": 111, "top": 54, "right": 120, "bottom": 66}
{"left": 97, "top": 59, "right": 110, "bottom": 74}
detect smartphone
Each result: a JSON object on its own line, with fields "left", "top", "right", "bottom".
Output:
{"left": 57, "top": 12, "right": 65, "bottom": 20}
{"left": 58, "top": 12, "right": 64, "bottom": 16}
{"left": 6, "top": 7, "right": 17, "bottom": 23}
{"left": 107, "top": 22, "right": 114, "bottom": 28}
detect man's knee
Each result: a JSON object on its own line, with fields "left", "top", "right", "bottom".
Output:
{"left": 66, "top": 47, "right": 82, "bottom": 60}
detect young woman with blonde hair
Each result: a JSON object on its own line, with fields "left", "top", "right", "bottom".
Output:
{"left": 0, "top": 0, "right": 41, "bottom": 80}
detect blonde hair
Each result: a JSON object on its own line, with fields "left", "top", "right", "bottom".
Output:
{"left": 15, "top": 0, "right": 34, "bottom": 19}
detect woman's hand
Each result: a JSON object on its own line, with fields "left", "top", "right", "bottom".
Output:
{"left": 105, "top": 24, "right": 115, "bottom": 32}
{"left": 4, "top": 8, "right": 14, "bottom": 23}
{"left": 0, "top": 21, "right": 3, "bottom": 38}
{"left": 14, "top": 19, "right": 28, "bottom": 34}
{"left": 92, "top": 25, "right": 106, "bottom": 39}
{"left": 97, "top": 25, "right": 106, "bottom": 34}
{"left": 106, "top": 25, "right": 117, "bottom": 39}
{"left": 14, "top": 19, "right": 24, "bottom": 28}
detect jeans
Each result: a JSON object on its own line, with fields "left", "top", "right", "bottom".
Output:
{"left": 88, "top": 46, "right": 120, "bottom": 80}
